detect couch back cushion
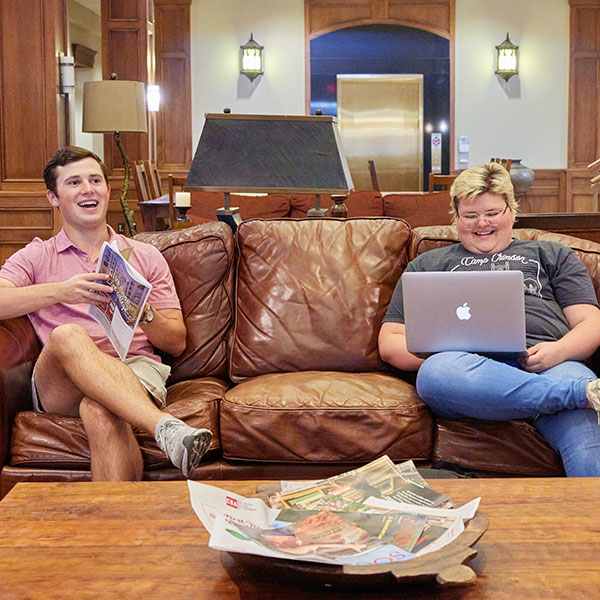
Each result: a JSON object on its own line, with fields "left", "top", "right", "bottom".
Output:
{"left": 229, "top": 217, "right": 412, "bottom": 381}
{"left": 384, "top": 191, "right": 452, "bottom": 227}
{"left": 189, "top": 192, "right": 291, "bottom": 223}
{"left": 135, "top": 222, "right": 235, "bottom": 382}
{"left": 410, "top": 225, "right": 600, "bottom": 301}
{"left": 289, "top": 191, "right": 384, "bottom": 218}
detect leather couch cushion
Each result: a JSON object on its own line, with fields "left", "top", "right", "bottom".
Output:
{"left": 434, "top": 419, "right": 564, "bottom": 476}
{"left": 289, "top": 191, "right": 383, "bottom": 218}
{"left": 10, "top": 378, "right": 226, "bottom": 469}
{"left": 220, "top": 371, "right": 432, "bottom": 463}
{"left": 135, "top": 223, "right": 234, "bottom": 383}
{"left": 189, "top": 192, "right": 291, "bottom": 222}
{"left": 230, "top": 217, "right": 411, "bottom": 381}
{"left": 384, "top": 192, "right": 452, "bottom": 227}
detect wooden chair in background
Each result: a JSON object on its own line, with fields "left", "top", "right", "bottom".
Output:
{"left": 133, "top": 160, "right": 170, "bottom": 231}
{"left": 490, "top": 158, "right": 513, "bottom": 172}
{"left": 144, "top": 160, "right": 162, "bottom": 198}
{"left": 428, "top": 173, "right": 457, "bottom": 192}
{"left": 132, "top": 160, "right": 152, "bottom": 203}
{"left": 367, "top": 160, "right": 380, "bottom": 192}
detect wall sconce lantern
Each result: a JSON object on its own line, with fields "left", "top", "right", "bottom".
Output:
{"left": 58, "top": 53, "right": 75, "bottom": 95}
{"left": 240, "top": 33, "right": 264, "bottom": 81}
{"left": 495, "top": 33, "right": 519, "bottom": 81}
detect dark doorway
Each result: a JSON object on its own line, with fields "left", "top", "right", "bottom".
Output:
{"left": 310, "top": 24, "right": 450, "bottom": 190}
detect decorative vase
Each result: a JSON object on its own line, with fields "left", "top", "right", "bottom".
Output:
{"left": 510, "top": 160, "right": 535, "bottom": 195}
{"left": 330, "top": 195, "right": 348, "bottom": 218}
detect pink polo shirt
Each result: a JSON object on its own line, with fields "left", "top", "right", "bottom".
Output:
{"left": 0, "top": 227, "right": 181, "bottom": 362}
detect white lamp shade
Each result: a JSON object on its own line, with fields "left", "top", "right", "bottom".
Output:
{"left": 82, "top": 80, "right": 148, "bottom": 133}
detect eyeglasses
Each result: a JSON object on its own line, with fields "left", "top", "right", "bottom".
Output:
{"left": 458, "top": 204, "right": 509, "bottom": 227}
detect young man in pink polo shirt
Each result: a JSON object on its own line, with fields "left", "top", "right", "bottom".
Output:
{"left": 0, "top": 146, "right": 212, "bottom": 481}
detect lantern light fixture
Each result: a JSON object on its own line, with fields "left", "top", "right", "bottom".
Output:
{"left": 495, "top": 32, "right": 519, "bottom": 81}
{"left": 240, "top": 33, "right": 264, "bottom": 81}
{"left": 58, "top": 53, "right": 75, "bottom": 95}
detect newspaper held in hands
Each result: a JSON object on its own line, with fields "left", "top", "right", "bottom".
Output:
{"left": 88, "top": 241, "right": 151, "bottom": 360}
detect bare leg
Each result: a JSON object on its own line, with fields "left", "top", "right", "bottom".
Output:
{"left": 35, "top": 324, "right": 165, "bottom": 431}
{"left": 35, "top": 324, "right": 211, "bottom": 479}
{"left": 79, "top": 397, "right": 143, "bottom": 481}
{"left": 35, "top": 324, "right": 162, "bottom": 481}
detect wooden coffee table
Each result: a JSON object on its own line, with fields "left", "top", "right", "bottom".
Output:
{"left": 0, "top": 477, "right": 598, "bottom": 599}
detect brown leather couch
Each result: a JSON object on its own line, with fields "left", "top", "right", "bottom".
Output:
{"left": 2, "top": 218, "right": 600, "bottom": 497}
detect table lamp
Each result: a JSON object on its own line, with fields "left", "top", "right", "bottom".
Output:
{"left": 186, "top": 113, "right": 353, "bottom": 231}
{"left": 82, "top": 75, "right": 148, "bottom": 236}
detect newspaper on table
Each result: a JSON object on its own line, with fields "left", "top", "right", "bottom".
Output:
{"left": 267, "top": 456, "right": 451, "bottom": 510}
{"left": 88, "top": 241, "right": 151, "bottom": 360}
{"left": 188, "top": 457, "right": 480, "bottom": 567}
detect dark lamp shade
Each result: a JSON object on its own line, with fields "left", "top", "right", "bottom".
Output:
{"left": 186, "top": 113, "right": 354, "bottom": 194}
{"left": 82, "top": 80, "right": 148, "bottom": 133}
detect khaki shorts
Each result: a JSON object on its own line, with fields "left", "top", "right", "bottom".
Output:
{"left": 32, "top": 355, "right": 171, "bottom": 413}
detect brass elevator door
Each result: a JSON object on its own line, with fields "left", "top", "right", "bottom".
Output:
{"left": 337, "top": 74, "right": 423, "bottom": 192}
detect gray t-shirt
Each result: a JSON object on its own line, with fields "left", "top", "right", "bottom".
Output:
{"left": 383, "top": 239, "right": 600, "bottom": 347}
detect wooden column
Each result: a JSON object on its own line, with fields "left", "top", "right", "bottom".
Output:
{"left": 568, "top": 0, "right": 600, "bottom": 210}
{"left": 0, "top": 0, "right": 66, "bottom": 262}
{"left": 154, "top": 0, "right": 192, "bottom": 175}
{"left": 101, "top": 0, "right": 151, "bottom": 173}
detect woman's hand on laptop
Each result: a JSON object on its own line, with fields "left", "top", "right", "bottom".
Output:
{"left": 519, "top": 342, "right": 565, "bottom": 373}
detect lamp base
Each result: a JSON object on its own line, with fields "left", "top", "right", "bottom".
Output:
{"left": 216, "top": 207, "right": 243, "bottom": 232}
{"left": 174, "top": 206, "right": 193, "bottom": 229}
{"left": 307, "top": 208, "right": 328, "bottom": 218}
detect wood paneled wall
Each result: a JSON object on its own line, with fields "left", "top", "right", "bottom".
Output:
{"left": 100, "top": 0, "right": 192, "bottom": 231}
{"left": 0, "top": 0, "right": 65, "bottom": 263}
{"left": 101, "top": 0, "right": 151, "bottom": 174}
{"left": 154, "top": 0, "right": 192, "bottom": 175}
{"left": 516, "top": 170, "right": 566, "bottom": 214}
{"left": 305, "top": 0, "right": 453, "bottom": 37}
{"left": 568, "top": 0, "right": 600, "bottom": 210}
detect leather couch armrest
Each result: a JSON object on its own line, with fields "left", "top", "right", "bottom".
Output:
{"left": 0, "top": 317, "right": 41, "bottom": 467}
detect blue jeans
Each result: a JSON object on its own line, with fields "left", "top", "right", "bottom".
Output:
{"left": 416, "top": 352, "right": 600, "bottom": 477}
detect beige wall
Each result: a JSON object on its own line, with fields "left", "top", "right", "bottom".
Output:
{"left": 190, "top": 0, "right": 305, "bottom": 148}
{"left": 190, "top": 0, "right": 569, "bottom": 170}
{"left": 455, "top": 0, "right": 569, "bottom": 169}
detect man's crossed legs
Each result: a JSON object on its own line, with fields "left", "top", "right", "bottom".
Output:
{"left": 34, "top": 323, "right": 212, "bottom": 480}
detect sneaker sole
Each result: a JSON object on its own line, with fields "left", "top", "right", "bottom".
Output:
{"left": 181, "top": 429, "right": 212, "bottom": 478}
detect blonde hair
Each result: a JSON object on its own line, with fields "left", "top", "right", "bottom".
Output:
{"left": 449, "top": 163, "right": 518, "bottom": 221}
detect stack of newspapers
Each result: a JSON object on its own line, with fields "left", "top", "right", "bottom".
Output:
{"left": 188, "top": 456, "right": 480, "bottom": 567}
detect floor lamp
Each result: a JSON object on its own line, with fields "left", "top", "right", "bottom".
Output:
{"left": 82, "top": 77, "right": 148, "bottom": 236}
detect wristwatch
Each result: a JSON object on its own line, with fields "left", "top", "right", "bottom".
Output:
{"left": 139, "top": 304, "right": 155, "bottom": 325}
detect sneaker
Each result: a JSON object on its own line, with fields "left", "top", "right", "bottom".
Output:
{"left": 154, "top": 416, "right": 212, "bottom": 478}
{"left": 586, "top": 380, "right": 600, "bottom": 425}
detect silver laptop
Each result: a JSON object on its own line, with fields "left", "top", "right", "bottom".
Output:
{"left": 402, "top": 270, "right": 526, "bottom": 358}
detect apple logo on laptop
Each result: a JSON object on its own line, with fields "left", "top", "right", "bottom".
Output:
{"left": 456, "top": 302, "right": 471, "bottom": 320}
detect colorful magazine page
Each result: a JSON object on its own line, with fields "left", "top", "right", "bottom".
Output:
{"left": 268, "top": 456, "right": 450, "bottom": 511}
{"left": 88, "top": 241, "right": 151, "bottom": 360}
